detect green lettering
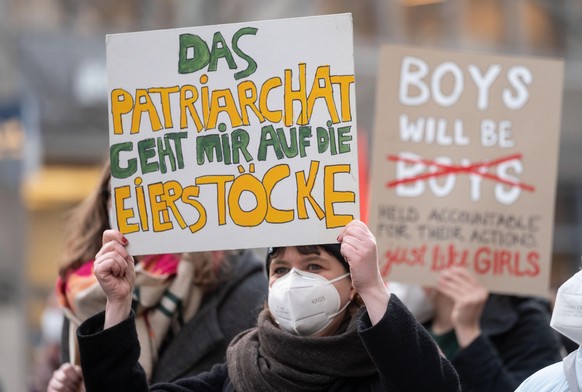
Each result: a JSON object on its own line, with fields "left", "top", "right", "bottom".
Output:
{"left": 208, "top": 32, "right": 236, "bottom": 72}
{"left": 258, "top": 125, "right": 283, "bottom": 161}
{"left": 196, "top": 134, "right": 222, "bottom": 164}
{"left": 231, "top": 128, "right": 253, "bottom": 163}
{"left": 138, "top": 138, "right": 159, "bottom": 174}
{"left": 337, "top": 126, "right": 352, "bottom": 154}
{"left": 178, "top": 34, "right": 210, "bottom": 74}
{"left": 277, "top": 127, "right": 298, "bottom": 158}
{"left": 110, "top": 142, "right": 137, "bottom": 179}
{"left": 232, "top": 27, "right": 258, "bottom": 80}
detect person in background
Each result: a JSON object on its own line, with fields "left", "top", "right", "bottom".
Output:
{"left": 47, "top": 161, "right": 268, "bottom": 391}
{"left": 549, "top": 284, "right": 578, "bottom": 355}
{"left": 29, "top": 294, "right": 63, "bottom": 392}
{"left": 515, "top": 268, "right": 582, "bottom": 391}
{"left": 74, "top": 219, "right": 461, "bottom": 391}
{"left": 422, "top": 267, "right": 563, "bottom": 392}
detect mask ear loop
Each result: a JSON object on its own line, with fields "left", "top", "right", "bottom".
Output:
{"left": 326, "top": 272, "right": 352, "bottom": 319}
{"left": 328, "top": 272, "right": 350, "bottom": 284}
{"left": 331, "top": 298, "right": 351, "bottom": 318}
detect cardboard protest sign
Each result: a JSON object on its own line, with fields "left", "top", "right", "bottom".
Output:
{"left": 369, "top": 45, "right": 563, "bottom": 296}
{"left": 106, "top": 14, "right": 359, "bottom": 255}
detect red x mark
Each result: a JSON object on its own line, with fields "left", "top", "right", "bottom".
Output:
{"left": 386, "top": 153, "right": 535, "bottom": 192}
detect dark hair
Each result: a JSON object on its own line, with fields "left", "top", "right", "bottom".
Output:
{"left": 266, "top": 244, "right": 363, "bottom": 316}
{"left": 266, "top": 243, "right": 349, "bottom": 274}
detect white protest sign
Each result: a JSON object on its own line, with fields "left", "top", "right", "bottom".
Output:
{"left": 107, "top": 14, "right": 359, "bottom": 255}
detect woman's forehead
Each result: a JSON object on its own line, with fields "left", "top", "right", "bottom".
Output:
{"left": 272, "top": 247, "right": 335, "bottom": 263}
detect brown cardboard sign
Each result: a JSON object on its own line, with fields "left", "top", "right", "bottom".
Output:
{"left": 370, "top": 45, "right": 563, "bottom": 296}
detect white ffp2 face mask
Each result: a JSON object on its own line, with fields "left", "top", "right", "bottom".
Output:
{"left": 268, "top": 268, "right": 351, "bottom": 336}
{"left": 551, "top": 269, "right": 582, "bottom": 345}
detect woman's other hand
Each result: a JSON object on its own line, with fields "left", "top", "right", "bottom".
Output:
{"left": 47, "top": 363, "right": 85, "bottom": 392}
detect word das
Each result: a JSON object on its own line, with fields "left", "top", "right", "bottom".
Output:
{"left": 111, "top": 63, "right": 355, "bottom": 134}
{"left": 399, "top": 56, "right": 532, "bottom": 110}
{"left": 399, "top": 115, "right": 515, "bottom": 148}
{"left": 390, "top": 152, "right": 528, "bottom": 205}
{"left": 113, "top": 161, "right": 355, "bottom": 233}
{"left": 178, "top": 27, "right": 258, "bottom": 80}
{"left": 196, "top": 122, "right": 352, "bottom": 165}
{"left": 380, "top": 243, "right": 539, "bottom": 277}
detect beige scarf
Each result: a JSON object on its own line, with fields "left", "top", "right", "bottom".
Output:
{"left": 56, "top": 253, "right": 204, "bottom": 381}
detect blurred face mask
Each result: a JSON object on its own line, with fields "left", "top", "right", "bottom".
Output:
{"left": 550, "top": 269, "right": 582, "bottom": 345}
{"left": 41, "top": 306, "right": 64, "bottom": 344}
{"left": 387, "top": 282, "right": 435, "bottom": 324}
{"left": 268, "top": 268, "right": 350, "bottom": 336}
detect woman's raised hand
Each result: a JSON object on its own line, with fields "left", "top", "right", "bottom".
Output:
{"left": 436, "top": 267, "right": 488, "bottom": 348}
{"left": 337, "top": 220, "right": 389, "bottom": 325}
{"left": 94, "top": 229, "right": 135, "bottom": 328}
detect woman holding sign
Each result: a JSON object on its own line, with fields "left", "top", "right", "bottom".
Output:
{"left": 72, "top": 219, "right": 460, "bottom": 391}
{"left": 47, "top": 162, "right": 268, "bottom": 391}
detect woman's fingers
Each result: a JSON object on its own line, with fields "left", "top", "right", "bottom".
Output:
{"left": 437, "top": 267, "right": 488, "bottom": 300}
{"left": 47, "top": 363, "right": 83, "bottom": 392}
{"left": 94, "top": 229, "right": 133, "bottom": 281}
{"left": 94, "top": 250, "right": 132, "bottom": 277}
{"left": 96, "top": 238, "right": 129, "bottom": 260}
{"left": 102, "top": 229, "right": 127, "bottom": 246}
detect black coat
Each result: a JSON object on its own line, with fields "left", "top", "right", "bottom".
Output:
{"left": 427, "top": 295, "right": 563, "bottom": 392}
{"left": 77, "top": 295, "right": 461, "bottom": 392}
{"left": 63, "top": 249, "right": 268, "bottom": 382}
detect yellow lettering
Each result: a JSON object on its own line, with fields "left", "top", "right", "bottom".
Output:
{"left": 181, "top": 185, "right": 207, "bottom": 233}
{"left": 324, "top": 164, "right": 355, "bottom": 228}
{"left": 195, "top": 175, "right": 235, "bottom": 225}
{"left": 180, "top": 85, "right": 204, "bottom": 132}
{"left": 114, "top": 185, "right": 139, "bottom": 234}
{"left": 134, "top": 177, "right": 149, "bottom": 231}
{"left": 263, "top": 164, "right": 294, "bottom": 223}
{"left": 259, "top": 77, "right": 282, "bottom": 123}
{"left": 162, "top": 180, "right": 187, "bottom": 229}
{"left": 331, "top": 75, "right": 355, "bottom": 122}
{"left": 284, "top": 63, "right": 308, "bottom": 126}
{"left": 200, "top": 75, "right": 210, "bottom": 131}
{"left": 132, "top": 89, "right": 162, "bottom": 134}
{"left": 111, "top": 89, "right": 134, "bottom": 135}
{"left": 207, "top": 89, "right": 243, "bottom": 130}
{"left": 307, "top": 66, "right": 339, "bottom": 124}
{"left": 237, "top": 80, "right": 264, "bottom": 125}
{"left": 149, "top": 86, "right": 180, "bottom": 129}
{"left": 296, "top": 160, "right": 324, "bottom": 220}
{"left": 148, "top": 182, "right": 173, "bottom": 232}
{"left": 228, "top": 173, "right": 267, "bottom": 227}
